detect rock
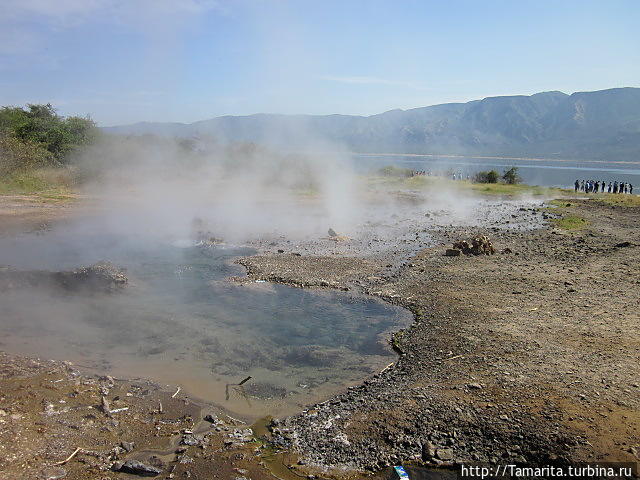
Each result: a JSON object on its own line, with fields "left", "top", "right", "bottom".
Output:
{"left": 55, "top": 261, "right": 128, "bottom": 292}
{"left": 100, "top": 395, "right": 111, "bottom": 415}
{"left": 501, "top": 247, "right": 513, "bottom": 254}
{"left": 422, "top": 441, "right": 436, "bottom": 461}
{"left": 116, "top": 460, "right": 161, "bottom": 476}
{"left": 615, "top": 241, "right": 632, "bottom": 248}
{"left": 181, "top": 434, "right": 200, "bottom": 446}
{"left": 445, "top": 249, "right": 461, "bottom": 257}
{"left": 0, "top": 262, "right": 127, "bottom": 293}
{"left": 204, "top": 413, "right": 218, "bottom": 424}
{"left": 467, "top": 383, "right": 483, "bottom": 390}
{"left": 328, "top": 228, "right": 338, "bottom": 237}
{"left": 120, "top": 441, "right": 135, "bottom": 452}
{"left": 228, "top": 428, "right": 254, "bottom": 442}
{"left": 453, "top": 235, "right": 496, "bottom": 256}
{"left": 436, "top": 448, "right": 454, "bottom": 461}
{"left": 148, "top": 455, "right": 165, "bottom": 468}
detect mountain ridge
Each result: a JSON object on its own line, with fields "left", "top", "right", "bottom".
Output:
{"left": 103, "top": 87, "right": 640, "bottom": 160}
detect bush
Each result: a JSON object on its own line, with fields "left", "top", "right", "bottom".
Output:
{"left": 0, "top": 133, "right": 54, "bottom": 176}
{"left": 0, "top": 103, "right": 97, "bottom": 167}
{"left": 502, "top": 167, "right": 522, "bottom": 184}
{"left": 474, "top": 170, "right": 500, "bottom": 183}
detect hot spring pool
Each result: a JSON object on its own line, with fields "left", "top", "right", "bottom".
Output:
{"left": 0, "top": 228, "right": 411, "bottom": 418}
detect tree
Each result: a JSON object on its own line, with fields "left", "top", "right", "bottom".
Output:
{"left": 0, "top": 104, "right": 97, "bottom": 166}
{"left": 502, "top": 167, "right": 522, "bottom": 184}
{"left": 474, "top": 170, "right": 500, "bottom": 183}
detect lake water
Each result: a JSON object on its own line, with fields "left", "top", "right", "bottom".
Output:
{"left": 0, "top": 228, "right": 411, "bottom": 418}
{"left": 353, "top": 154, "right": 640, "bottom": 188}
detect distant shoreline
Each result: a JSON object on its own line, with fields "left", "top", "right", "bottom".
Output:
{"left": 353, "top": 152, "right": 640, "bottom": 165}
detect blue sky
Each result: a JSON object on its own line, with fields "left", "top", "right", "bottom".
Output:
{"left": 1, "top": 0, "right": 638, "bottom": 126}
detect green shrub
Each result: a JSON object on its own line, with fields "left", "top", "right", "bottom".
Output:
{"left": 0, "top": 103, "right": 97, "bottom": 167}
{"left": 502, "top": 167, "right": 522, "bottom": 184}
{"left": 0, "top": 133, "right": 54, "bottom": 175}
{"left": 474, "top": 169, "right": 500, "bottom": 183}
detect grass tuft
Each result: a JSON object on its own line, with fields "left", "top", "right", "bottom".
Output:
{"left": 592, "top": 193, "right": 640, "bottom": 208}
{"left": 0, "top": 168, "right": 75, "bottom": 196}
{"left": 551, "top": 215, "right": 589, "bottom": 230}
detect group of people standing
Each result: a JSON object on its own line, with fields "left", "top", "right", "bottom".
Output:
{"left": 575, "top": 179, "right": 633, "bottom": 195}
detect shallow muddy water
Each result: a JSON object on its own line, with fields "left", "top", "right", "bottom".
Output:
{"left": 0, "top": 227, "right": 411, "bottom": 418}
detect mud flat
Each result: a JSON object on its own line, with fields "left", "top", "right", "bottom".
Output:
{"left": 0, "top": 351, "right": 304, "bottom": 480}
{"left": 1, "top": 193, "right": 639, "bottom": 479}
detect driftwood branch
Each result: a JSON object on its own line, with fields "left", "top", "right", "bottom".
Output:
{"left": 53, "top": 447, "right": 82, "bottom": 466}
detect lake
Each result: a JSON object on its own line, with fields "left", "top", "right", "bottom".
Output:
{"left": 353, "top": 153, "right": 640, "bottom": 188}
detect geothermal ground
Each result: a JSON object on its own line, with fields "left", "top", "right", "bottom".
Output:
{"left": 0, "top": 189, "right": 639, "bottom": 479}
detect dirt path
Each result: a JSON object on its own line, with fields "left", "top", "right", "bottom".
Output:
{"left": 0, "top": 194, "right": 78, "bottom": 236}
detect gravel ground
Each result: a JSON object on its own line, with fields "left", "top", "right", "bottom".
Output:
{"left": 239, "top": 197, "right": 640, "bottom": 478}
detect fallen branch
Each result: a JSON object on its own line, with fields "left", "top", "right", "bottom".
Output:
{"left": 444, "top": 354, "right": 463, "bottom": 361}
{"left": 379, "top": 362, "right": 394, "bottom": 373}
{"left": 53, "top": 447, "right": 82, "bottom": 466}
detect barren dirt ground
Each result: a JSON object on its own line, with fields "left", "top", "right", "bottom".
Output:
{"left": 1, "top": 194, "right": 639, "bottom": 479}
{"left": 240, "top": 198, "right": 640, "bottom": 475}
{"left": 0, "top": 194, "right": 77, "bottom": 235}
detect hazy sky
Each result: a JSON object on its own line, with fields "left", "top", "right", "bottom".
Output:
{"left": 1, "top": 0, "right": 638, "bottom": 126}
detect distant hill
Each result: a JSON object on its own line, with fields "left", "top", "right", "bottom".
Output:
{"left": 103, "top": 87, "right": 640, "bottom": 160}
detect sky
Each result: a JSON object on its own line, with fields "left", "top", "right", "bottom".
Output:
{"left": 1, "top": 0, "right": 639, "bottom": 126}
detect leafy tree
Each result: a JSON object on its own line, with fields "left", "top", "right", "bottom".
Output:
{"left": 0, "top": 103, "right": 97, "bottom": 171}
{"left": 502, "top": 166, "right": 522, "bottom": 184}
{"left": 474, "top": 170, "right": 500, "bottom": 183}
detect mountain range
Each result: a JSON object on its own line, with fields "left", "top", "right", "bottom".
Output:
{"left": 103, "top": 87, "right": 640, "bottom": 160}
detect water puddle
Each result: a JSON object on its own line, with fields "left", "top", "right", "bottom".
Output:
{"left": 0, "top": 228, "right": 411, "bottom": 419}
